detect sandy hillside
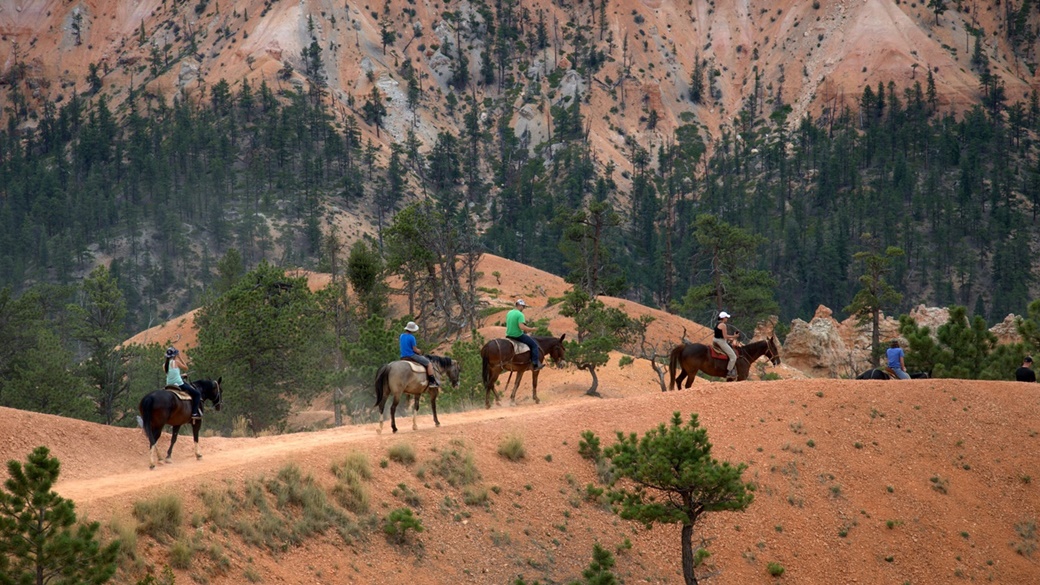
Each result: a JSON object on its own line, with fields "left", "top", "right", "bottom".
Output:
{"left": 1, "top": 376, "right": 1039, "bottom": 585}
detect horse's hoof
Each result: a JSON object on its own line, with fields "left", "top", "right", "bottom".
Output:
{"left": 435, "top": 422, "right": 441, "bottom": 427}
{"left": 392, "top": 428, "right": 398, "bottom": 434}
{"left": 534, "top": 398, "right": 540, "bottom": 404}
{"left": 149, "top": 464, "right": 155, "bottom": 470}
{"left": 196, "top": 455, "right": 203, "bottom": 460}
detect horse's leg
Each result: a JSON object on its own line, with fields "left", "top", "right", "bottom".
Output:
{"left": 390, "top": 394, "right": 400, "bottom": 434}
{"left": 430, "top": 388, "right": 440, "bottom": 427}
{"left": 509, "top": 370, "right": 526, "bottom": 405}
{"left": 684, "top": 369, "right": 697, "bottom": 389}
{"left": 531, "top": 371, "right": 540, "bottom": 404}
{"left": 377, "top": 399, "right": 385, "bottom": 434}
{"left": 676, "top": 369, "right": 687, "bottom": 389}
{"left": 412, "top": 394, "right": 421, "bottom": 431}
{"left": 192, "top": 420, "right": 202, "bottom": 460}
{"left": 166, "top": 425, "right": 180, "bottom": 463}
{"left": 148, "top": 424, "right": 162, "bottom": 469}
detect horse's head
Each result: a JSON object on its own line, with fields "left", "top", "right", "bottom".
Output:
{"left": 546, "top": 334, "right": 567, "bottom": 367}
{"left": 432, "top": 356, "right": 461, "bottom": 388}
{"left": 765, "top": 336, "right": 782, "bottom": 366}
{"left": 203, "top": 377, "right": 223, "bottom": 411}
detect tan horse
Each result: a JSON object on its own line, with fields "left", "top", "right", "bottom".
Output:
{"left": 374, "top": 355, "right": 460, "bottom": 434}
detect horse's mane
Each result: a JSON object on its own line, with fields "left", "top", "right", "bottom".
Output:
{"left": 534, "top": 335, "right": 562, "bottom": 347}
{"left": 428, "top": 354, "right": 453, "bottom": 368}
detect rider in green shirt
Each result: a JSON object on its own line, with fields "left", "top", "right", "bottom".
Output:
{"left": 506, "top": 299, "right": 543, "bottom": 370}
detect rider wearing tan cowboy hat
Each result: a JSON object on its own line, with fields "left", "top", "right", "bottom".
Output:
{"left": 399, "top": 321, "right": 439, "bottom": 387}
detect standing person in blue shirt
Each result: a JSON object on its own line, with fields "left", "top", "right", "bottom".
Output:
{"left": 885, "top": 339, "right": 910, "bottom": 380}
{"left": 400, "top": 321, "right": 439, "bottom": 387}
{"left": 506, "top": 299, "right": 543, "bottom": 370}
{"left": 165, "top": 347, "right": 203, "bottom": 419}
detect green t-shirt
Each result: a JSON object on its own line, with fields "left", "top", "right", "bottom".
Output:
{"left": 505, "top": 308, "right": 526, "bottom": 337}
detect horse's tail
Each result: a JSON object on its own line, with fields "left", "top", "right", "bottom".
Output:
{"left": 668, "top": 344, "right": 682, "bottom": 391}
{"left": 138, "top": 393, "right": 156, "bottom": 444}
{"left": 374, "top": 364, "right": 390, "bottom": 410}
{"left": 481, "top": 344, "right": 492, "bottom": 390}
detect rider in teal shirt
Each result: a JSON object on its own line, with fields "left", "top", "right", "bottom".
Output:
{"left": 506, "top": 299, "right": 542, "bottom": 370}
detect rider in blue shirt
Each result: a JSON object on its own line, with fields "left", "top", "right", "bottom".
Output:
{"left": 165, "top": 347, "right": 203, "bottom": 418}
{"left": 885, "top": 339, "right": 910, "bottom": 380}
{"left": 400, "top": 321, "right": 439, "bottom": 387}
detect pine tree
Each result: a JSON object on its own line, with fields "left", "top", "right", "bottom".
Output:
{"left": 844, "top": 239, "right": 904, "bottom": 366}
{"left": 559, "top": 287, "right": 636, "bottom": 396}
{"left": 0, "top": 446, "right": 120, "bottom": 585}
{"left": 595, "top": 412, "right": 754, "bottom": 585}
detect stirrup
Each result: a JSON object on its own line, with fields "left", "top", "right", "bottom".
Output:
{"left": 427, "top": 376, "right": 440, "bottom": 388}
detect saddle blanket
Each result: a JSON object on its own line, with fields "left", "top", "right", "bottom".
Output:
{"left": 164, "top": 385, "right": 193, "bottom": 401}
{"left": 709, "top": 343, "right": 728, "bottom": 360}
{"left": 502, "top": 338, "right": 531, "bottom": 355}
{"left": 402, "top": 360, "right": 426, "bottom": 374}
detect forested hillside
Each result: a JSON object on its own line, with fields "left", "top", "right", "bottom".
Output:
{"left": 1, "top": 0, "right": 1039, "bottom": 359}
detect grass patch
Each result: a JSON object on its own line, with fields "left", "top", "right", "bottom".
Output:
{"left": 424, "top": 439, "right": 481, "bottom": 487}
{"left": 498, "top": 434, "right": 527, "bottom": 462}
{"left": 133, "top": 493, "right": 183, "bottom": 542}
{"left": 388, "top": 442, "right": 417, "bottom": 465}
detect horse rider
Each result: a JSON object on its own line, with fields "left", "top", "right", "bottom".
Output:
{"left": 885, "top": 339, "right": 910, "bottom": 380}
{"left": 164, "top": 347, "right": 203, "bottom": 419}
{"left": 1015, "top": 356, "right": 1036, "bottom": 382}
{"left": 714, "top": 311, "right": 739, "bottom": 381}
{"left": 506, "top": 299, "right": 543, "bottom": 370}
{"left": 399, "top": 321, "right": 439, "bottom": 388}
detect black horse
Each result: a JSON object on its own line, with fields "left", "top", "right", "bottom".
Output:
{"left": 138, "top": 378, "right": 223, "bottom": 469}
{"left": 856, "top": 369, "right": 930, "bottom": 380}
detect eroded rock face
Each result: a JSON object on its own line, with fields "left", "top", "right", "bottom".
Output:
{"left": 782, "top": 304, "right": 1024, "bottom": 378}
{"left": 782, "top": 311, "right": 858, "bottom": 378}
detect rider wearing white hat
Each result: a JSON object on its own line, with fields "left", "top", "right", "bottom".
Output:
{"left": 399, "top": 321, "right": 439, "bottom": 387}
{"left": 714, "top": 312, "right": 739, "bottom": 381}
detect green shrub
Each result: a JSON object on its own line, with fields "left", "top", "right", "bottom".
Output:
{"left": 498, "top": 434, "right": 526, "bottom": 462}
{"left": 767, "top": 562, "right": 785, "bottom": 577}
{"left": 578, "top": 430, "right": 601, "bottom": 461}
{"left": 133, "top": 494, "right": 183, "bottom": 542}
{"left": 384, "top": 508, "right": 423, "bottom": 544}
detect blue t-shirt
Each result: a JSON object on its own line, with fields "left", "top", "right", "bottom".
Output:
{"left": 886, "top": 347, "right": 905, "bottom": 369}
{"left": 400, "top": 333, "right": 418, "bottom": 358}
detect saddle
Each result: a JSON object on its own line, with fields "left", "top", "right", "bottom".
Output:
{"left": 501, "top": 338, "right": 531, "bottom": 355}
{"left": 164, "top": 385, "right": 193, "bottom": 401}
{"left": 881, "top": 367, "right": 897, "bottom": 379}
{"left": 709, "top": 342, "right": 733, "bottom": 361}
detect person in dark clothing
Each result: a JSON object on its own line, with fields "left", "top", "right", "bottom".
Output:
{"left": 1016, "top": 356, "right": 1036, "bottom": 383}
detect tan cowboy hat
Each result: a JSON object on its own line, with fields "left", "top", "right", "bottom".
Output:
{"left": 404, "top": 321, "right": 419, "bottom": 332}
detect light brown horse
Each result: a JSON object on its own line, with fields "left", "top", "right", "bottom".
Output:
{"left": 668, "top": 337, "right": 781, "bottom": 389}
{"left": 374, "top": 355, "right": 460, "bottom": 434}
{"left": 480, "top": 335, "right": 566, "bottom": 408}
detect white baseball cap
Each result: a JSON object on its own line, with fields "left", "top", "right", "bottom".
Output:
{"left": 515, "top": 299, "right": 527, "bottom": 307}
{"left": 404, "top": 321, "right": 419, "bottom": 332}
{"left": 718, "top": 311, "right": 731, "bottom": 319}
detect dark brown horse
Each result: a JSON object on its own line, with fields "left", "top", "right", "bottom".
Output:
{"left": 668, "top": 337, "right": 781, "bottom": 389}
{"left": 480, "top": 334, "right": 567, "bottom": 408}
{"left": 856, "top": 368, "right": 930, "bottom": 380}
{"left": 137, "top": 378, "right": 223, "bottom": 469}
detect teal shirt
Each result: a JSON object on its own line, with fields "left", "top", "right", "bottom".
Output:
{"left": 505, "top": 309, "right": 526, "bottom": 337}
{"left": 166, "top": 363, "right": 185, "bottom": 386}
